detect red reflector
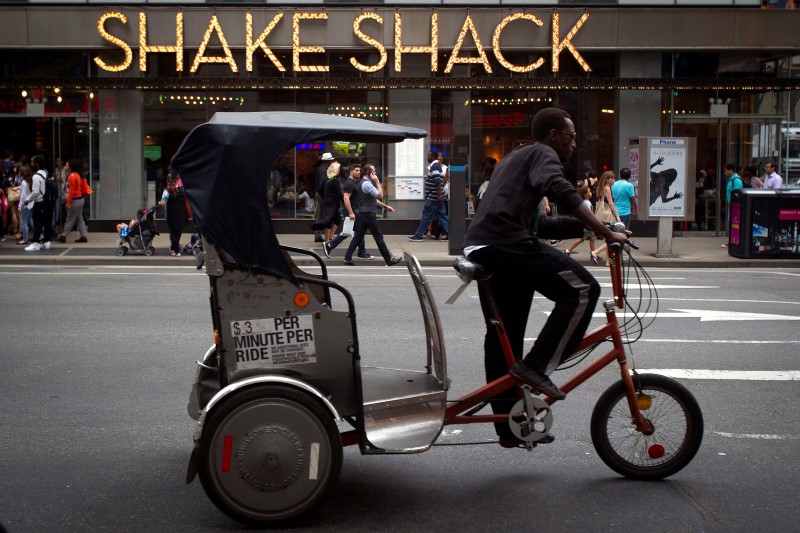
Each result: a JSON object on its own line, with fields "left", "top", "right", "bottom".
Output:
{"left": 648, "top": 443, "right": 665, "bottom": 459}
{"left": 221, "top": 435, "right": 233, "bottom": 472}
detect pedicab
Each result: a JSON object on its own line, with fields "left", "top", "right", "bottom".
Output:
{"left": 174, "top": 112, "right": 703, "bottom": 527}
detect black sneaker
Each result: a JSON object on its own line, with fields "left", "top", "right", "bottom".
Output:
{"left": 343, "top": 258, "right": 354, "bottom": 265}
{"left": 75, "top": 237, "right": 88, "bottom": 243}
{"left": 509, "top": 361, "right": 566, "bottom": 400}
{"left": 357, "top": 254, "right": 374, "bottom": 260}
{"left": 386, "top": 256, "right": 402, "bottom": 267}
{"left": 322, "top": 242, "right": 331, "bottom": 258}
{"left": 407, "top": 235, "right": 424, "bottom": 242}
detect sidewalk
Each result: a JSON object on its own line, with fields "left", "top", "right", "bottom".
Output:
{"left": 2, "top": 231, "right": 798, "bottom": 268}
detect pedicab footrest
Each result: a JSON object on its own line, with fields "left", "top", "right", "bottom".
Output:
{"left": 360, "top": 366, "right": 447, "bottom": 454}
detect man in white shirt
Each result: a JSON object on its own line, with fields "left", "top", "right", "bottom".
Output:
{"left": 762, "top": 161, "right": 784, "bottom": 189}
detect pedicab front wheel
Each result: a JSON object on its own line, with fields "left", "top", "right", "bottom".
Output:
{"left": 197, "top": 384, "right": 343, "bottom": 526}
{"left": 590, "top": 374, "right": 703, "bottom": 480}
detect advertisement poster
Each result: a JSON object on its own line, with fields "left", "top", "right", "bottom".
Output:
{"left": 395, "top": 177, "right": 425, "bottom": 200}
{"left": 730, "top": 203, "right": 741, "bottom": 245}
{"left": 394, "top": 137, "right": 425, "bottom": 177}
{"left": 628, "top": 146, "right": 639, "bottom": 215}
{"left": 648, "top": 139, "right": 686, "bottom": 218}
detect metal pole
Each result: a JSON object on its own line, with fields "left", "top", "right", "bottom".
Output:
{"left": 669, "top": 53, "right": 675, "bottom": 136}
{"left": 715, "top": 118, "right": 722, "bottom": 237}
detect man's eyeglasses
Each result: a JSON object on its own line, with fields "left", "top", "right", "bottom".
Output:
{"left": 558, "top": 130, "right": 577, "bottom": 140}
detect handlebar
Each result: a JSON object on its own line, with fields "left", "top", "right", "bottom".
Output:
{"left": 604, "top": 222, "right": 633, "bottom": 310}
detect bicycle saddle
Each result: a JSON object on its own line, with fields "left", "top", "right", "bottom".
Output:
{"left": 448, "top": 256, "right": 491, "bottom": 304}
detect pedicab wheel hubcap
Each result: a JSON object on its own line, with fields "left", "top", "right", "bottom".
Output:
{"left": 237, "top": 425, "right": 305, "bottom": 491}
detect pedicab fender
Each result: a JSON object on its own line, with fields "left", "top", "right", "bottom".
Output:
{"left": 186, "top": 375, "right": 341, "bottom": 484}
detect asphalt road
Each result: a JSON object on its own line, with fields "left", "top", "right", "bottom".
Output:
{"left": 1, "top": 263, "right": 799, "bottom": 532}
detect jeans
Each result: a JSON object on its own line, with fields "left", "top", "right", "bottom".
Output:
{"left": 344, "top": 211, "right": 392, "bottom": 263}
{"left": 619, "top": 213, "right": 631, "bottom": 229}
{"left": 469, "top": 239, "right": 599, "bottom": 437}
{"left": 21, "top": 208, "right": 33, "bottom": 241}
{"left": 413, "top": 199, "right": 449, "bottom": 238}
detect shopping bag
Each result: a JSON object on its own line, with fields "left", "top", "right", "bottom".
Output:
{"left": 340, "top": 217, "right": 355, "bottom": 237}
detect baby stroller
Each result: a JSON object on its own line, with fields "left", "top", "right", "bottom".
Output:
{"left": 116, "top": 206, "right": 159, "bottom": 256}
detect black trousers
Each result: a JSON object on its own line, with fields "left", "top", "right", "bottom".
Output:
{"left": 469, "top": 239, "right": 600, "bottom": 437}
{"left": 344, "top": 211, "right": 392, "bottom": 263}
{"left": 169, "top": 227, "right": 182, "bottom": 253}
{"left": 32, "top": 201, "right": 53, "bottom": 243}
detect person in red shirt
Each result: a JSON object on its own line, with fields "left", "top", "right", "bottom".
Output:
{"left": 56, "top": 159, "right": 88, "bottom": 243}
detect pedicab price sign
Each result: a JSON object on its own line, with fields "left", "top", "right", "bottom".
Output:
{"left": 231, "top": 315, "right": 316, "bottom": 369}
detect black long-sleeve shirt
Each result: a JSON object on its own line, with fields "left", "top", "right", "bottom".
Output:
{"left": 465, "top": 143, "right": 582, "bottom": 247}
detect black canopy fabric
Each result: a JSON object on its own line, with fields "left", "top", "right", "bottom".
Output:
{"left": 171, "top": 112, "right": 427, "bottom": 278}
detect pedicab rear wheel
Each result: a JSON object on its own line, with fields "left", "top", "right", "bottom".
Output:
{"left": 197, "top": 384, "right": 343, "bottom": 526}
{"left": 145, "top": 246, "right": 155, "bottom": 256}
{"left": 116, "top": 246, "right": 128, "bottom": 256}
{"left": 590, "top": 374, "right": 703, "bottom": 480}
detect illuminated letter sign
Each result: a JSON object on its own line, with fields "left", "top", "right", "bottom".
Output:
{"left": 293, "top": 12, "right": 329, "bottom": 72}
{"left": 190, "top": 14, "right": 238, "bottom": 73}
{"left": 444, "top": 15, "right": 492, "bottom": 74}
{"left": 551, "top": 13, "right": 591, "bottom": 73}
{"left": 94, "top": 12, "right": 133, "bottom": 72}
{"left": 246, "top": 12, "right": 285, "bottom": 72}
{"left": 139, "top": 12, "right": 184, "bottom": 72}
{"left": 492, "top": 13, "right": 545, "bottom": 73}
{"left": 394, "top": 12, "right": 438, "bottom": 73}
{"left": 351, "top": 13, "right": 387, "bottom": 73}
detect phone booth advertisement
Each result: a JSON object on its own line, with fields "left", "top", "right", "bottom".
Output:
{"left": 631, "top": 137, "right": 697, "bottom": 221}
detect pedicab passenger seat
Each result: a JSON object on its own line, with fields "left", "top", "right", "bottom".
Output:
{"left": 358, "top": 252, "right": 448, "bottom": 454}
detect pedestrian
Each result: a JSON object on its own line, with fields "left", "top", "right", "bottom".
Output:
{"left": 564, "top": 184, "right": 598, "bottom": 258}
{"left": 341, "top": 163, "right": 402, "bottom": 267}
{"left": 611, "top": 167, "right": 637, "bottom": 229}
{"left": 56, "top": 159, "right": 89, "bottom": 243}
{"left": 762, "top": 161, "right": 783, "bottom": 189}
{"left": 53, "top": 157, "right": 68, "bottom": 234}
{"left": 590, "top": 170, "right": 621, "bottom": 265}
{"left": 312, "top": 161, "right": 344, "bottom": 244}
{"left": 463, "top": 107, "right": 627, "bottom": 447}
{"left": 2, "top": 162, "right": 21, "bottom": 241}
{"left": 312, "top": 152, "right": 336, "bottom": 243}
{"left": 323, "top": 163, "right": 369, "bottom": 259}
{"left": 408, "top": 151, "right": 449, "bottom": 242}
{"left": 743, "top": 166, "right": 763, "bottom": 189}
{"left": 158, "top": 173, "right": 189, "bottom": 256}
{"left": 23, "top": 155, "right": 53, "bottom": 251}
{"left": 16, "top": 165, "right": 34, "bottom": 245}
{"left": 722, "top": 163, "right": 744, "bottom": 248}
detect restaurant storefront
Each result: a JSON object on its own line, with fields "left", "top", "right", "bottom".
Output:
{"left": 0, "top": 5, "right": 798, "bottom": 233}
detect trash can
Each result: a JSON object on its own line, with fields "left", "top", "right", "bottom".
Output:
{"left": 728, "top": 189, "right": 800, "bottom": 258}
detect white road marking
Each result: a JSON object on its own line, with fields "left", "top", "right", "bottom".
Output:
{"left": 638, "top": 369, "right": 800, "bottom": 380}
{"left": 637, "top": 339, "right": 800, "bottom": 344}
{"left": 657, "top": 297, "right": 800, "bottom": 306}
{"left": 576, "top": 309, "right": 800, "bottom": 321}
{"left": 712, "top": 432, "right": 800, "bottom": 440}
{"left": 598, "top": 283, "right": 718, "bottom": 289}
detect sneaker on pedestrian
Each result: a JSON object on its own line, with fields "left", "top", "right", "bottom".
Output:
{"left": 343, "top": 258, "right": 355, "bottom": 265}
{"left": 550, "top": 240, "right": 563, "bottom": 245}
{"left": 314, "top": 232, "right": 324, "bottom": 243}
{"left": 509, "top": 361, "right": 566, "bottom": 400}
{"left": 322, "top": 242, "right": 331, "bottom": 258}
{"left": 24, "top": 242, "right": 42, "bottom": 252}
{"left": 721, "top": 243, "right": 728, "bottom": 248}
{"left": 42, "top": 241, "right": 52, "bottom": 250}
{"left": 75, "top": 236, "right": 88, "bottom": 243}
{"left": 439, "top": 234, "right": 449, "bottom": 241}
{"left": 57, "top": 235, "right": 67, "bottom": 243}
{"left": 357, "top": 253, "right": 374, "bottom": 260}
{"left": 386, "top": 256, "right": 402, "bottom": 267}
{"left": 408, "top": 235, "right": 424, "bottom": 242}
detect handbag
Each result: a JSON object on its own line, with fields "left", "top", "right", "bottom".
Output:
{"left": 6, "top": 185, "right": 20, "bottom": 203}
{"left": 595, "top": 199, "right": 615, "bottom": 223}
{"left": 340, "top": 217, "right": 355, "bottom": 237}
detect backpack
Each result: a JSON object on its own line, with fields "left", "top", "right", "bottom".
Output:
{"left": 43, "top": 176, "right": 59, "bottom": 205}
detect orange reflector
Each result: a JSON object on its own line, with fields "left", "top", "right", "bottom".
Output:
{"left": 213, "top": 329, "right": 220, "bottom": 344}
{"left": 648, "top": 443, "right": 665, "bottom": 459}
{"left": 294, "top": 292, "right": 310, "bottom": 307}
{"left": 637, "top": 394, "right": 652, "bottom": 411}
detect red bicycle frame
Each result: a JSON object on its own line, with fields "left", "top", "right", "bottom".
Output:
{"left": 444, "top": 249, "right": 652, "bottom": 434}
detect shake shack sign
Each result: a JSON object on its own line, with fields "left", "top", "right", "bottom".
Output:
{"left": 93, "top": 10, "right": 592, "bottom": 75}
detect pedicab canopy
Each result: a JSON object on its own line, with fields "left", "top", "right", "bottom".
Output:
{"left": 171, "top": 112, "right": 427, "bottom": 279}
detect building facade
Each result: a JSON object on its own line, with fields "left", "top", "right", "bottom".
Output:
{"left": 1, "top": 1, "right": 798, "bottom": 232}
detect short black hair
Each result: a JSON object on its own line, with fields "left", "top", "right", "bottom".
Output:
{"left": 724, "top": 163, "right": 738, "bottom": 172}
{"left": 532, "top": 108, "right": 571, "bottom": 141}
{"left": 68, "top": 159, "right": 82, "bottom": 174}
{"left": 619, "top": 168, "right": 631, "bottom": 180}
{"left": 31, "top": 154, "right": 45, "bottom": 168}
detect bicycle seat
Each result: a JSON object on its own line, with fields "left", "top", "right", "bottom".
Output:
{"left": 452, "top": 256, "right": 492, "bottom": 284}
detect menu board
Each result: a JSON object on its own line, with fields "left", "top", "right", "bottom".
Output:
{"left": 394, "top": 137, "right": 425, "bottom": 177}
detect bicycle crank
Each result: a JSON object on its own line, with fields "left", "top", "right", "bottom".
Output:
{"left": 508, "top": 393, "right": 553, "bottom": 443}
